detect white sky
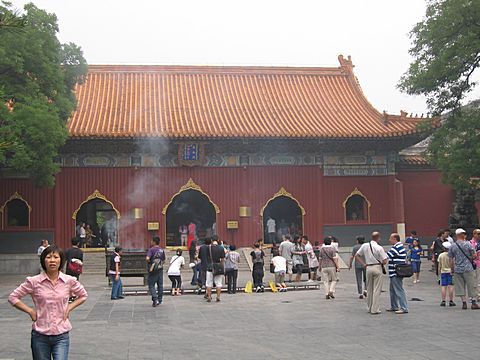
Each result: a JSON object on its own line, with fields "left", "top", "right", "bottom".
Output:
{"left": 9, "top": 0, "right": 479, "bottom": 115}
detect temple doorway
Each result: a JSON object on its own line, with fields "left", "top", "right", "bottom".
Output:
{"left": 165, "top": 189, "right": 217, "bottom": 248}
{"left": 262, "top": 195, "right": 303, "bottom": 244}
{"left": 73, "top": 192, "right": 119, "bottom": 248}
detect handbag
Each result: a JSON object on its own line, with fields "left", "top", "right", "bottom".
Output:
{"left": 369, "top": 242, "right": 386, "bottom": 275}
{"left": 67, "top": 260, "right": 83, "bottom": 275}
{"left": 454, "top": 242, "right": 477, "bottom": 270}
{"left": 208, "top": 245, "right": 224, "bottom": 276}
{"left": 395, "top": 263, "right": 413, "bottom": 278}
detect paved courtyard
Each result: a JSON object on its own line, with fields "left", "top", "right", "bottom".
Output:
{"left": 1, "top": 265, "right": 479, "bottom": 360}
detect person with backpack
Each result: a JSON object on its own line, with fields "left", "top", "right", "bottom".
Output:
{"left": 146, "top": 236, "right": 165, "bottom": 307}
{"left": 168, "top": 249, "right": 185, "bottom": 296}
{"left": 109, "top": 246, "right": 124, "bottom": 300}
{"left": 65, "top": 237, "right": 84, "bottom": 302}
{"left": 250, "top": 241, "right": 265, "bottom": 292}
{"left": 65, "top": 238, "right": 84, "bottom": 280}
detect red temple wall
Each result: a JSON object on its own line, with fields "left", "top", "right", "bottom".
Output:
{"left": 1, "top": 167, "right": 465, "bottom": 250}
{"left": 53, "top": 166, "right": 325, "bottom": 249}
{"left": 322, "top": 176, "right": 394, "bottom": 224}
{"left": 396, "top": 170, "right": 454, "bottom": 238}
{"left": 0, "top": 179, "right": 54, "bottom": 230}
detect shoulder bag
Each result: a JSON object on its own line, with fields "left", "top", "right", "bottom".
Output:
{"left": 369, "top": 242, "right": 386, "bottom": 275}
{"left": 320, "top": 247, "right": 338, "bottom": 271}
{"left": 207, "top": 245, "right": 224, "bottom": 276}
{"left": 395, "top": 263, "right": 413, "bottom": 278}
{"left": 454, "top": 242, "right": 477, "bottom": 270}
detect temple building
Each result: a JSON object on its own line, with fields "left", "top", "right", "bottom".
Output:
{"left": 0, "top": 55, "right": 455, "bottom": 252}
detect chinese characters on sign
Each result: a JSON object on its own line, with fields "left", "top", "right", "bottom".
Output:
{"left": 184, "top": 144, "right": 200, "bottom": 161}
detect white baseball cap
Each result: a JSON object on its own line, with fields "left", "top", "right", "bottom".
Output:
{"left": 442, "top": 241, "right": 451, "bottom": 249}
{"left": 455, "top": 228, "right": 467, "bottom": 235}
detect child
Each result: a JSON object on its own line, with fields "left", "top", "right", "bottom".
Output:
{"left": 271, "top": 252, "right": 288, "bottom": 292}
{"left": 410, "top": 239, "right": 423, "bottom": 283}
{"left": 250, "top": 242, "right": 265, "bottom": 292}
{"left": 168, "top": 249, "right": 185, "bottom": 296}
{"left": 438, "top": 241, "right": 455, "bottom": 307}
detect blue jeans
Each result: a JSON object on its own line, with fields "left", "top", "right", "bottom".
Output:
{"left": 148, "top": 270, "right": 163, "bottom": 302}
{"left": 110, "top": 275, "right": 123, "bottom": 299}
{"left": 389, "top": 276, "right": 408, "bottom": 312}
{"left": 31, "top": 330, "right": 69, "bottom": 360}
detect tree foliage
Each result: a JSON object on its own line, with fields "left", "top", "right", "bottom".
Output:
{"left": 427, "top": 106, "right": 480, "bottom": 189}
{"left": 399, "top": 0, "right": 480, "bottom": 190}
{"left": 0, "top": 2, "right": 87, "bottom": 187}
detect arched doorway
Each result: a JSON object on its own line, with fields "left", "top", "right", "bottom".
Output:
{"left": 261, "top": 188, "right": 305, "bottom": 244}
{"left": 0, "top": 192, "right": 31, "bottom": 229}
{"left": 163, "top": 179, "right": 219, "bottom": 248}
{"left": 72, "top": 190, "right": 120, "bottom": 248}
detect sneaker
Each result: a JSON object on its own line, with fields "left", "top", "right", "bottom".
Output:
{"left": 307, "top": 279, "right": 314, "bottom": 283}
{"left": 471, "top": 303, "right": 480, "bottom": 310}
{"left": 386, "top": 308, "right": 398, "bottom": 312}
{"left": 260, "top": 286, "right": 265, "bottom": 293}
{"left": 152, "top": 300, "right": 160, "bottom": 307}
{"left": 326, "top": 295, "right": 330, "bottom": 300}
{"left": 255, "top": 287, "right": 260, "bottom": 293}
{"left": 363, "top": 290, "right": 367, "bottom": 297}
{"left": 440, "top": 301, "right": 446, "bottom": 307}
{"left": 462, "top": 302, "right": 468, "bottom": 310}
{"left": 329, "top": 293, "right": 335, "bottom": 299}
{"left": 449, "top": 301, "right": 456, "bottom": 307}
{"left": 359, "top": 295, "right": 364, "bottom": 299}
{"left": 395, "top": 310, "right": 408, "bottom": 314}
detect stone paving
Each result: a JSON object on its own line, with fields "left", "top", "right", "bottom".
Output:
{"left": 1, "top": 264, "right": 479, "bottom": 360}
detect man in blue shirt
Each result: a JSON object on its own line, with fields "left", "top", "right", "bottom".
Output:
{"left": 387, "top": 233, "right": 408, "bottom": 314}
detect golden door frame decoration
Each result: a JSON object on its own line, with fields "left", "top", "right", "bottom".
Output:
{"left": 162, "top": 178, "right": 220, "bottom": 248}
{"left": 260, "top": 187, "right": 306, "bottom": 238}
{"left": 0, "top": 192, "right": 32, "bottom": 229}
{"left": 72, "top": 190, "right": 121, "bottom": 220}
{"left": 162, "top": 178, "right": 220, "bottom": 215}
{"left": 342, "top": 187, "right": 371, "bottom": 223}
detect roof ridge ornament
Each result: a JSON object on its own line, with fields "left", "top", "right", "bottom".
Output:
{"left": 338, "top": 54, "right": 354, "bottom": 74}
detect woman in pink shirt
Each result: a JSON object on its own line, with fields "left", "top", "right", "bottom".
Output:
{"left": 9, "top": 245, "right": 88, "bottom": 359}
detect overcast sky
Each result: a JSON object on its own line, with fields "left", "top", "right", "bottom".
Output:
{"left": 10, "top": 0, "right": 476, "bottom": 115}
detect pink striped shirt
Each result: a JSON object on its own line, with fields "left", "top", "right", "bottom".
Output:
{"left": 8, "top": 272, "right": 88, "bottom": 335}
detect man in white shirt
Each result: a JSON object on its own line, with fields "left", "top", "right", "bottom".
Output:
{"left": 279, "top": 235, "right": 294, "bottom": 282}
{"left": 266, "top": 217, "right": 276, "bottom": 244}
{"left": 355, "top": 231, "right": 388, "bottom": 315}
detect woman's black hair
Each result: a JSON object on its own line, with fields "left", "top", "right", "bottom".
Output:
{"left": 40, "top": 245, "right": 65, "bottom": 272}
{"left": 229, "top": 244, "right": 236, "bottom": 251}
{"left": 176, "top": 248, "right": 183, "bottom": 256}
{"left": 323, "top": 237, "right": 332, "bottom": 246}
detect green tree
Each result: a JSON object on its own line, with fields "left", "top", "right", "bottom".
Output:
{"left": 0, "top": 2, "right": 87, "bottom": 187}
{"left": 399, "top": 0, "right": 480, "bottom": 190}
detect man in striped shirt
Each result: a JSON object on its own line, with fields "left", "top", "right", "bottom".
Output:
{"left": 387, "top": 233, "right": 409, "bottom": 314}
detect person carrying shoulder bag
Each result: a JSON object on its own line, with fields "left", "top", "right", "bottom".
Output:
{"left": 355, "top": 231, "right": 388, "bottom": 315}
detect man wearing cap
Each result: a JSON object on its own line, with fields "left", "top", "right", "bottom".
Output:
{"left": 470, "top": 229, "right": 480, "bottom": 289}
{"left": 448, "top": 228, "right": 479, "bottom": 310}
{"left": 354, "top": 231, "right": 388, "bottom": 315}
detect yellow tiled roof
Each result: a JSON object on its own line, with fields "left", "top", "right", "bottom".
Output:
{"left": 68, "top": 55, "right": 434, "bottom": 139}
